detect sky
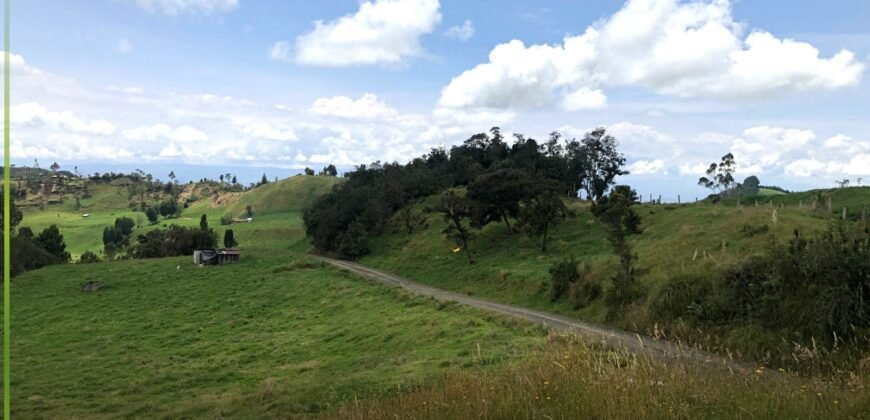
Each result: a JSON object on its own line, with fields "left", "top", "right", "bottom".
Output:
{"left": 3, "top": 0, "right": 870, "bottom": 200}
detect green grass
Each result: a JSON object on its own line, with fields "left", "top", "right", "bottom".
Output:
{"left": 19, "top": 176, "right": 341, "bottom": 258}
{"left": 10, "top": 210, "right": 546, "bottom": 418}
{"left": 359, "top": 188, "right": 870, "bottom": 367}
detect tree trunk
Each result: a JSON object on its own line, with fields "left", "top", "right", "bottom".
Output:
{"left": 501, "top": 211, "right": 513, "bottom": 234}
{"left": 541, "top": 226, "right": 548, "bottom": 253}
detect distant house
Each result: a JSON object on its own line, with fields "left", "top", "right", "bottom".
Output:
{"left": 193, "top": 248, "right": 241, "bottom": 265}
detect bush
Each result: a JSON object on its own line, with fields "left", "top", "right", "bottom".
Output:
{"left": 133, "top": 225, "right": 217, "bottom": 259}
{"left": 549, "top": 256, "right": 580, "bottom": 301}
{"left": 220, "top": 214, "right": 233, "bottom": 225}
{"left": 654, "top": 223, "right": 869, "bottom": 345}
{"left": 337, "top": 221, "right": 369, "bottom": 260}
{"left": 78, "top": 251, "right": 101, "bottom": 264}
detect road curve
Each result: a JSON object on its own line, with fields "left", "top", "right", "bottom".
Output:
{"left": 309, "top": 255, "right": 763, "bottom": 376}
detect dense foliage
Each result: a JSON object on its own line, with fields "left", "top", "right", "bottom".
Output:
{"left": 133, "top": 225, "right": 217, "bottom": 259}
{"left": 654, "top": 222, "right": 870, "bottom": 345}
{"left": 304, "top": 127, "right": 628, "bottom": 258}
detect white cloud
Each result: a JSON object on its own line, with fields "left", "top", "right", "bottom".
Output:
{"left": 629, "top": 159, "right": 666, "bottom": 174}
{"left": 310, "top": 93, "right": 399, "bottom": 120}
{"left": 234, "top": 120, "right": 298, "bottom": 142}
{"left": 293, "top": 0, "right": 441, "bottom": 66}
{"left": 438, "top": 0, "right": 864, "bottom": 110}
{"left": 561, "top": 87, "right": 607, "bottom": 110}
{"left": 123, "top": 124, "right": 209, "bottom": 142}
{"left": 731, "top": 126, "right": 815, "bottom": 171}
{"left": 134, "top": 0, "right": 238, "bottom": 16}
{"left": 444, "top": 19, "right": 474, "bottom": 42}
{"left": 11, "top": 102, "right": 116, "bottom": 135}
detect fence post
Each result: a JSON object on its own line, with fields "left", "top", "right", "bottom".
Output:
{"left": 843, "top": 207, "right": 847, "bottom": 220}
{"left": 799, "top": 200, "right": 802, "bottom": 209}
{"left": 658, "top": 195, "right": 661, "bottom": 204}
{"left": 677, "top": 195, "right": 680, "bottom": 204}
{"left": 754, "top": 199, "right": 758, "bottom": 207}
{"left": 827, "top": 196, "right": 832, "bottom": 212}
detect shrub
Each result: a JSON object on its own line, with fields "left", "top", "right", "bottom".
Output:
{"left": 549, "top": 256, "right": 580, "bottom": 302}
{"left": 337, "top": 221, "right": 369, "bottom": 260}
{"left": 220, "top": 214, "right": 233, "bottom": 225}
{"left": 78, "top": 251, "right": 101, "bottom": 264}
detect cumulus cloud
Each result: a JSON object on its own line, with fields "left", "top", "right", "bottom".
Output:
{"left": 309, "top": 93, "right": 399, "bottom": 120}
{"left": 444, "top": 19, "right": 474, "bottom": 42}
{"left": 439, "top": 0, "right": 864, "bottom": 110}
{"left": 134, "top": 0, "right": 238, "bottom": 16}
{"left": 11, "top": 102, "right": 116, "bottom": 135}
{"left": 293, "top": 0, "right": 441, "bottom": 66}
{"left": 629, "top": 159, "right": 666, "bottom": 175}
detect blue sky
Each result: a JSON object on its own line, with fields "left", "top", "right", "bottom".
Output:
{"left": 4, "top": 0, "right": 870, "bottom": 199}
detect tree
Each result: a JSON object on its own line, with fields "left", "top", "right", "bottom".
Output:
{"left": 592, "top": 185, "right": 644, "bottom": 312}
{"left": 517, "top": 181, "right": 570, "bottom": 252}
{"left": 34, "top": 225, "right": 70, "bottom": 263}
{"left": 245, "top": 205, "right": 254, "bottom": 218}
{"left": 223, "top": 229, "right": 237, "bottom": 248}
{"left": 337, "top": 221, "right": 368, "bottom": 260}
{"left": 168, "top": 171, "right": 176, "bottom": 183}
{"left": 436, "top": 191, "right": 476, "bottom": 264}
{"left": 200, "top": 214, "right": 208, "bottom": 230}
{"left": 114, "top": 217, "right": 135, "bottom": 237}
{"left": 322, "top": 164, "right": 338, "bottom": 177}
{"left": 145, "top": 206, "right": 159, "bottom": 224}
{"left": 159, "top": 199, "right": 179, "bottom": 218}
{"left": 304, "top": 167, "right": 315, "bottom": 176}
{"left": 219, "top": 174, "right": 225, "bottom": 183}
{"left": 50, "top": 162, "right": 60, "bottom": 173}
{"left": 698, "top": 153, "right": 737, "bottom": 194}
{"left": 231, "top": 175, "right": 237, "bottom": 184}
{"left": 578, "top": 128, "right": 628, "bottom": 200}
{"left": 835, "top": 178, "right": 850, "bottom": 188}
{"left": 466, "top": 168, "right": 530, "bottom": 234}
{"left": 260, "top": 173, "right": 269, "bottom": 185}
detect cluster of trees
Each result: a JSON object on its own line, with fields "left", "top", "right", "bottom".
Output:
{"left": 1, "top": 201, "right": 70, "bottom": 276}
{"left": 132, "top": 225, "right": 217, "bottom": 259}
{"left": 305, "top": 127, "right": 628, "bottom": 260}
{"left": 102, "top": 217, "right": 136, "bottom": 256}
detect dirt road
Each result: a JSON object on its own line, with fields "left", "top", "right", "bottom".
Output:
{"left": 310, "top": 255, "right": 762, "bottom": 376}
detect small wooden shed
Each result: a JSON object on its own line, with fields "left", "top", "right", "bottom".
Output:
{"left": 193, "top": 248, "right": 240, "bottom": 265}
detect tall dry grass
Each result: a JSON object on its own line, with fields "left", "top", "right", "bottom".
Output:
{"left": 323, "top": 334, "right": 868, "bottom": 419}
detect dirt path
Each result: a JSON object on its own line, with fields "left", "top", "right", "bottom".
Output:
{"left": 310, "top": 255, "right": 765, "bottom": 376}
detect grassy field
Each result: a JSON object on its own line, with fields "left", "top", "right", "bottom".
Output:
{"left": 19, "top": 175, "right": 341, "bottom": 258}
{"left": 10, "top": 179, "right": 870, "bottom": 418}
{"left": 361, "top": 189, "right": 850, "bottom": 322}
{"left": 10, "top": 207, "right": 547, "bottom": 418}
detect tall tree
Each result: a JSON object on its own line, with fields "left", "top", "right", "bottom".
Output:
{"left": 517, "top": 181, "right": 570, "bottom": 252}
{"left": 578, "top": 128, "right": 628, "bottom": 200}
{"left": 34, "top": 225, "right": 70, "bottom": 263}
{"left": 200, "top": 214, "right": 208, "bottom": 230}
{"left": 223, "top": 229, "right": 237, "bottom": 248}
{"left": 466, "top": 168, "right": 530, "bottom": 234}
{"left": 698, "top": 152, "right": 737, "bottom": 194}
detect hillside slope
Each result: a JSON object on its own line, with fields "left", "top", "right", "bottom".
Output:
{"left": 18, "top": 175, "right": 340, "bottom": 258}
{"left": 359, "top": 186, "right": 870, "bottom": 362}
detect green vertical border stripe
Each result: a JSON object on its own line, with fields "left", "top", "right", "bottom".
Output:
{"left": 3, "top": 0, "right": 9, "bottom": 418}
